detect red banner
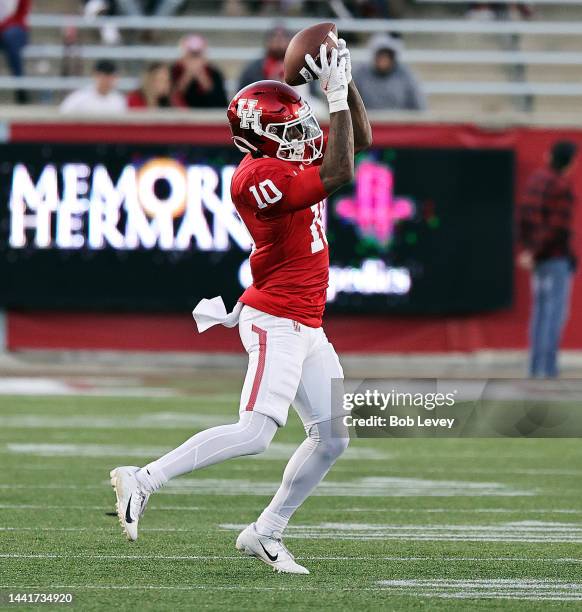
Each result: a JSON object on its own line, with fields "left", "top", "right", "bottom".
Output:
{"left": 7, "top": 121, "right": 581, "bottom": 353}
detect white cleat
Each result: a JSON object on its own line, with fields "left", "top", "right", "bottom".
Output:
{"left": 109, "top": 466, "right": 149, "bottom": 542}
{"left": 235, "top": 523, "right": 309, "bottom": 574}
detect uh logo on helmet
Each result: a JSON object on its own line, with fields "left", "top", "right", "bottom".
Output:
{"left": 237, "top": 98, "right": 262, "bottom": 132}
{"left": 227, "top": 79, "right": 323, "bottom": 164}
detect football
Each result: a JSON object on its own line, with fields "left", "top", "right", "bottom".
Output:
{"left": 284, "top": 22, "right": 339, "bottom": 86}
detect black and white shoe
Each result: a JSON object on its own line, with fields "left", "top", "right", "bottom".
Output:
{"left": 110, "top": 466, "right": 149, "bottom": 541}
{"left": 236, "top": 523, "right": 309, "bottom": 574}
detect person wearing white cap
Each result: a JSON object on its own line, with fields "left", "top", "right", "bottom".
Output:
{"left": 353, "top": 33, "right": 426, "bottom": 111}
{"left": 171, "top": 34, "right": 228, "bottom": 109}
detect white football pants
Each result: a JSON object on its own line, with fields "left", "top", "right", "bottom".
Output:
{"left": 137, "top": 304, "right": 348, "bottom": 536}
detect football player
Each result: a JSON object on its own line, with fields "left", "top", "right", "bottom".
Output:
{"left": 111, "top": 39, "right": 372, "bottom": 574}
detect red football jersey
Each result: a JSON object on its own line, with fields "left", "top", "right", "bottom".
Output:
{"left": 231, "top": 154, "right": 329, "bottom": 328}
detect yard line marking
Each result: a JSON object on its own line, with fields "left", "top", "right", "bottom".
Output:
{"left": 0, "top": 377, "right": 176, "bottom": 398}
{"left": 414, "top": 450, "right": 580, "bottom": 461}
{"left": 0, "top": 485, "right": 104, "bottom": 490}
{"left": 5, "top": 520, "right": 582, "bottom": 544}
{"left": 0, "top": 585, "right": 362, "bottom": 593}
{"left": 0, "top": 413, "right": 229, "bottom": 430}
{"left": 2, "top": 583, "right": 582, "bottom": 599}
{"left": 159, "top": 477, "right": 533, "bottom": 497}
{"left": 372, "top": 467, "right": 582, "bottom": 477}
{"left": 344, "top": 508, "right": 582, "bottom": 514}
{"left": 0, "top": 554, "right": 243, "bottom": 560}
{"left": 0, "top": 504, "right": 203, "bottom": 511}
{"left": 0, "top": 476, "right": 535, "bottom": 496}
{"left": 0, "top": 527, "right": 207, "bottom": 532}
{"left": 1, "top": 554, "right": 581, "bottom": 563}
{"left": 3, "top": 442, "right": 391, "bottom": 461}
{"left": 220, "top": 521, "right": 582, "bottom": 543}
{"left": 5, "top": 443, "right": 176, "bottom": 459}
{"left": 1, "top": 504, "right": 579, "bottom": 515}
{"left": 377, "top": 579, "right": 582, "bottom": 601}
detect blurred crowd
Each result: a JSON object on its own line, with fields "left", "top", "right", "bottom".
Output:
{"left": 0, "top": 0, "right": 536, "bottom": 111}
{"left": 1, "top": 0, "right": 423, "bottom": 112}
{"left": 0, "top": 0, "right": 537, "bottom": 109}
{"left": 83, "top": 1, "right": 395, "bottom": 20}
{"left": 221, "top": 1, "right": 396, "bottom": 17}
{"left": 58, "top": 27, "right": 426, "bottom": 115}
{"left": 83, "top": 0, "right": 396, "bottom": 44}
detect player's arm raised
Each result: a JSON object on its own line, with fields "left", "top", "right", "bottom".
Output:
{"left": 338, "top": 38, "right": 373, "bottom": 152}
{"left": 306, "top": 46, "right": 354, "bottom": 195}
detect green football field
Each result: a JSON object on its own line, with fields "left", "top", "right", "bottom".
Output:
{"left": 1, "top": 387, "right": 582, "bottom": 611}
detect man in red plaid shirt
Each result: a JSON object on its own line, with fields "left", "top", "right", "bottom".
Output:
{"left": 518, "top": 141, "right": 578, "bottom": 378}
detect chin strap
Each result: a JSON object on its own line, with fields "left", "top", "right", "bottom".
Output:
{"left": 233, "top": 136, "right": 258, "bottom": 154}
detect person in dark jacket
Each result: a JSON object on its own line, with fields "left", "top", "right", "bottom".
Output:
{"left": 0, "top": 0, "right": 30, "bottom": 103}
{"left": 237, "top": 26, "right": 290, "bottom": 90}
{"left": 172, "top": 34, "right": 228, "bottom": 109}
{"left": 518, "top": 140, "right": 578, "bottom": 378}
{"left": 353, "top": 33, "right": 426, "bottom": 111}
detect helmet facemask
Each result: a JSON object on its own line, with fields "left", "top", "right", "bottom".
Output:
{"left": 264, "top": 103, "right": 323, "bottom": 164}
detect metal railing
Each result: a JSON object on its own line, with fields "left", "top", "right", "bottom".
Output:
{"left": 22, "top": 44, "right": 582, "bottom": 67}
{"left": 28, "top": 14, "right": 582, "bottom": 35}
{"left": 0, "top": 105, "right": 581, "bottom": 127}
{"left": 3, "top": 75, "right": 582, "bottom": 97}
{"left": 13, "top": 14, "right": 582, "bottom": 105}
{"left": 418, "top": 0, "right": 582, "bottom": 4}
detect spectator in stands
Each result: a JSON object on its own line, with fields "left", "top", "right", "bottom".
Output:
{"left": 238, "top": 26, "right": 290, "bottom": 90}
{"left": 83, "top": 0, "right": 120, "bottom": 45}
{"left": 116, "top": 0, "right": 185, "bottom": 18}
{"left": 353, "top": 34, "right": 426, "bottom": 111}
{"left": 518, "top": 141, "right": 578, "bottom": 378}
{"left": 60, "top": 59, "right": 127, "bottom": 114}
{"left": 172, "top": 35, "right": 228, "bottom": 109}
{"left": 84, "top": 0, "right": 185, "bottom": 43}
{"left": 224, "top": 1, "right": 307, "bottom": 14}
{"left": 466, "top": 3, "right": 533, "bottom": 21}
{"left": 346, "top": 0, "right": 392, "bottom": 18}
{"left": 128, "top": 62, "right": 173, "bottom": 109}
{"left": 256, "top": 0, "right": 304, "bottom": 14}
{"left": 0, "top": 0, "right": 30, "bottom": 104}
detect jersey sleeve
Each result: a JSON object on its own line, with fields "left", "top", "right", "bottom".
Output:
{"left": 240, "top": 159, "right": 328, "bottom": 217}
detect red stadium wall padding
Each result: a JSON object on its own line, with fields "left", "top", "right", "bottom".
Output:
{"left": 7, "top": 310, "right": 529, "bottom": 353}
{"left": 6, "top": 121, "right": 582, "bottom": 353}
{"left": 9, "top": 122, "right": 233, "bottom": 145}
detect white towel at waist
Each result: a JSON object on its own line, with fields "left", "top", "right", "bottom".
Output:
{"left": 192, "top": 297, "right": 243, "bottom": 333}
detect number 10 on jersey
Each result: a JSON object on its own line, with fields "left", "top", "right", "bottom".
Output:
{"left": 310, "top": 202, "right": 327, "bottom": 254}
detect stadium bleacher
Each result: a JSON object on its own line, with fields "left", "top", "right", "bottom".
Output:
{"left": 2, "top": 0, "right": 582, "bottom": 116}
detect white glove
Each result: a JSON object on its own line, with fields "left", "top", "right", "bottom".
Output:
{"left": 305, "top": 45, "right": 349, "bottom": 114}
{"left": 337, "top": 38, "right": 352, "bottom": 84}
